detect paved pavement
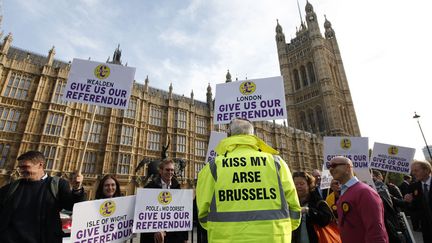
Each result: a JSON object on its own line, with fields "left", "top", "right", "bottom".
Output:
{"left": 407, "top": 216, "right": 423, "bottom": 243}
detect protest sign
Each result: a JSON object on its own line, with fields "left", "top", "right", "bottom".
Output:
{"left": 205, "top": 131, "right": 227, "bottom": 164}
{"left": 63, "top": 58, "right": 136, "bottom": 109}
{"left": 354, "top": 168, "right": 376, "bottom": 190}
{"left": 133, "top": 189, "right": 193, "bottom": 233}
{"left": 320, "top": 169, "right": 333, "bottom": 189}
{"left": 71, "top": 195, "right": 136, "bottom": 243}
{"left": 369, "top": 142, "right": 415, "bottom": 174}
{"left": 323, "top": 136, "right": 369, "bottom": 170}
{"left": 213, "top": 76, "right": 287, "bottom": 124}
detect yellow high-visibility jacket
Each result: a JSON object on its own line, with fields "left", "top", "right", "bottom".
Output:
{"left": 196, "top": 134, "right": 301, "bottom": 243}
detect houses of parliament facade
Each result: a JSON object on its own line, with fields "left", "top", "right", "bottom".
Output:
{"left": 0, "top": 2, "right": 359, "bottom": 197}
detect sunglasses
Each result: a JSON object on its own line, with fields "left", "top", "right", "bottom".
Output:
{"left": 326, "top": 163, "right": 348, "bottom": 169}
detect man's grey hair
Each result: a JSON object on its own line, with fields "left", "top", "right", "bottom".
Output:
{"left": 229, "top": 118, "right": 254, "bottom": 136}
{"left": 411, "top": 160, "right": 432, "bottom": 173}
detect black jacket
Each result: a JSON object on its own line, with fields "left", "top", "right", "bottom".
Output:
{"left": 408, "top": 180, "right": 432, "bottom": 242}
{"left": 292, "top": 191, "right": 333, "bottom": 243}
{"left": 0, "top": 176, "right": 85, "bottom": 243}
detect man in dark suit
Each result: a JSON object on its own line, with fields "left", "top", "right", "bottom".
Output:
{"left": 140, "top": 159, "right": 188, "bottom": 243}
{"left": 312, "top": 169, "right": 328, "bottom": 199}
{"left": 398, "top": 175, "right": 412, "bottom": 196}
{"left": 404, "top": 160, "right": 432, "bottom": 242}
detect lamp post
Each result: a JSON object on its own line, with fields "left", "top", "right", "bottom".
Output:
{"left": 413, "top": 112, "right": 432, "bottom": 161}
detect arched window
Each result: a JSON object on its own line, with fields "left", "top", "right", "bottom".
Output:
{"left": 307, "top": 62, "right": 316, "bottom": 84}
{"left": 293, "top": 69, "right": 301, "bottom": 90}
{"left": 300, "top": 65, "right": 308, "bottom": 87}
{"left": 315, "top": 106, "right": 325, "bottom": 132}
{"left": 299, "top": 111, "right": 307, "bottom": 130}
{"left": 307, "top": 109, "right": 316, "bottom": 132}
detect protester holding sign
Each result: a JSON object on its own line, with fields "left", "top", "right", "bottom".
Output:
{"left": 196, "top": 118, "right": 301, "bottom": 242}
{"left": 329, "top": 156, "right": 388, "bottom": 243}
{"left": 95, "top": 174, "right": 122, "bottom": 199}
{"left": 0, "top": 151, "right": 85, "bottom": 243}
{"left": 404, "top": 160, "right": 432, "bottom": 242}
{"left": 140, "top": 159, "right": 188, "bottom": 243}
{"left": 291, "top": 172, "right": 333, "bottom": 243}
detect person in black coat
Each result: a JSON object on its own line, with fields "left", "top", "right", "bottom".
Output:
{"left": 292, "top": 171, "right": 333, "bottom": 243}
{"left": 398, "top": 175, "right": 412, "bottom": 197}
{"left": 404, "top": 160, "right": 432, "bottom": 242}
{"left": 0, "top": 151, "right": 85, "bottom": 243}
{"left": 140, "top": 159, "right": 188, "bottom": 243}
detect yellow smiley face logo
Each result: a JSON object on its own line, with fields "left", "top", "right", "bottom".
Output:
{"left": 388, "top": 146, "right": 398, "bottom": 155}
{"left": 99, "top": 200, "right": 116, "bottom": 217}
{"left": 94, "top": 64, "right": 111, "bottom": 79}
{"left": 239, "top": 81, "right": 256, "bottom": 95}
{"left": 331, "top": 204, "right": 337, "bottom": 211}
{"left": 158, "top": 191, "right": 172, "bottom": 205}
{"left": 340, "top": 138, "right": 351, "bottom": 150}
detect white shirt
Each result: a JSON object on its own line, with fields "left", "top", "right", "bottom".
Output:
{"left": 161, "top": 179, "right": 171, "bottom": 189}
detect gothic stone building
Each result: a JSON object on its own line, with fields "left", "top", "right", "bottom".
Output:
{"left": 276, "top": 2, "right": 360, "bottom": 137}
{"left": 0, "top": 2, "right": 358, "bottom": 197}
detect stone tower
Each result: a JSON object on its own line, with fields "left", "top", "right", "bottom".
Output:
{"left": 276, "top": 1, "right": 360, "bottom": 136}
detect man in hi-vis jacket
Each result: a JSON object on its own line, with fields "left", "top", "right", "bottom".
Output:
{"left": 197, "top": 118, "right": 301, "bottom": 243}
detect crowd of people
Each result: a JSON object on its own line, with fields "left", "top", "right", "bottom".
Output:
{"left": 1, "top": 118, "right": 431, "bottom": 243}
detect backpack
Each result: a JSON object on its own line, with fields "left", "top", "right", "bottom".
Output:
{"left": 1, "top": 176, "right": 60, "bottom": 207}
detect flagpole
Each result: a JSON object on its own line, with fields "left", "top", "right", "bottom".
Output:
{"left": 78, "top": 105, "right": 98, "bottom": 173}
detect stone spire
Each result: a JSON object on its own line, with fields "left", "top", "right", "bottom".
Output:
{"left": 206, "top": 83, "right": 213, "bottom": 110}
{"left": 1, "top": 32, "right": 13, "bottom": 54}
{"left": 275, "top": 19, "right": 286, "bottom": 43}
{"left": 111, "top": 44, "right": 122, "bottom": 65}
{"left": 144, "top": 75, "right": 149, "bottom": 92}
{"left": 324, "top": 15, "right": 335, "bottom": 39}
{"left": 225, "top": 70, "right": 232, "bottom": 83}
{"left": 168, "top": 82, "right": 173, "bottom": 98}
{"left": 47, "top": 46, "right": 56, "bottom": 66}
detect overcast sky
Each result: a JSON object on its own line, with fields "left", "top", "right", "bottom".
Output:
{"left": 3, "top": 0, "right": 432, "bottom": 160}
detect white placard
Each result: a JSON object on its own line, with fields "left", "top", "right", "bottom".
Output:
{"left": 320, "top": 169, "right": 333, "bottom": 189}
{"left": 71, "top": 196, "right": 136, "bottom": 243}
{"left": 63, "top": 58, "right": 136, "bottom": 109}
{"left": 369, "top": 142, "right": 415, "bottom": 174}
{"left": 354, "top": 168, "right": 376, "bottom": 190}
{"left": 205, "top": 131, "right": 227, "bottom": 164}
{"left": 213, "top": 76, "right": 287, "bottom": 124}
{"left": 323, "top": 137, "right": 369, "bottom": 170}
{"left": 133, "top": 189, "right": 193, "bottom": 233}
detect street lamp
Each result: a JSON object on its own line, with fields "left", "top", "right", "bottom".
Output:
{"left": 413, "top": 112, "right": 432, "bottom": 161}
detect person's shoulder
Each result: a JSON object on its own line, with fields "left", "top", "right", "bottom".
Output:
{"left": 0, "top": 181, "right": 13, "bottom": 193}
{"left": 144, "top": 178, "right": 161, "bottom": 188}
{"left": 309, "top": 190, "right": 323, "bottom": 205}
